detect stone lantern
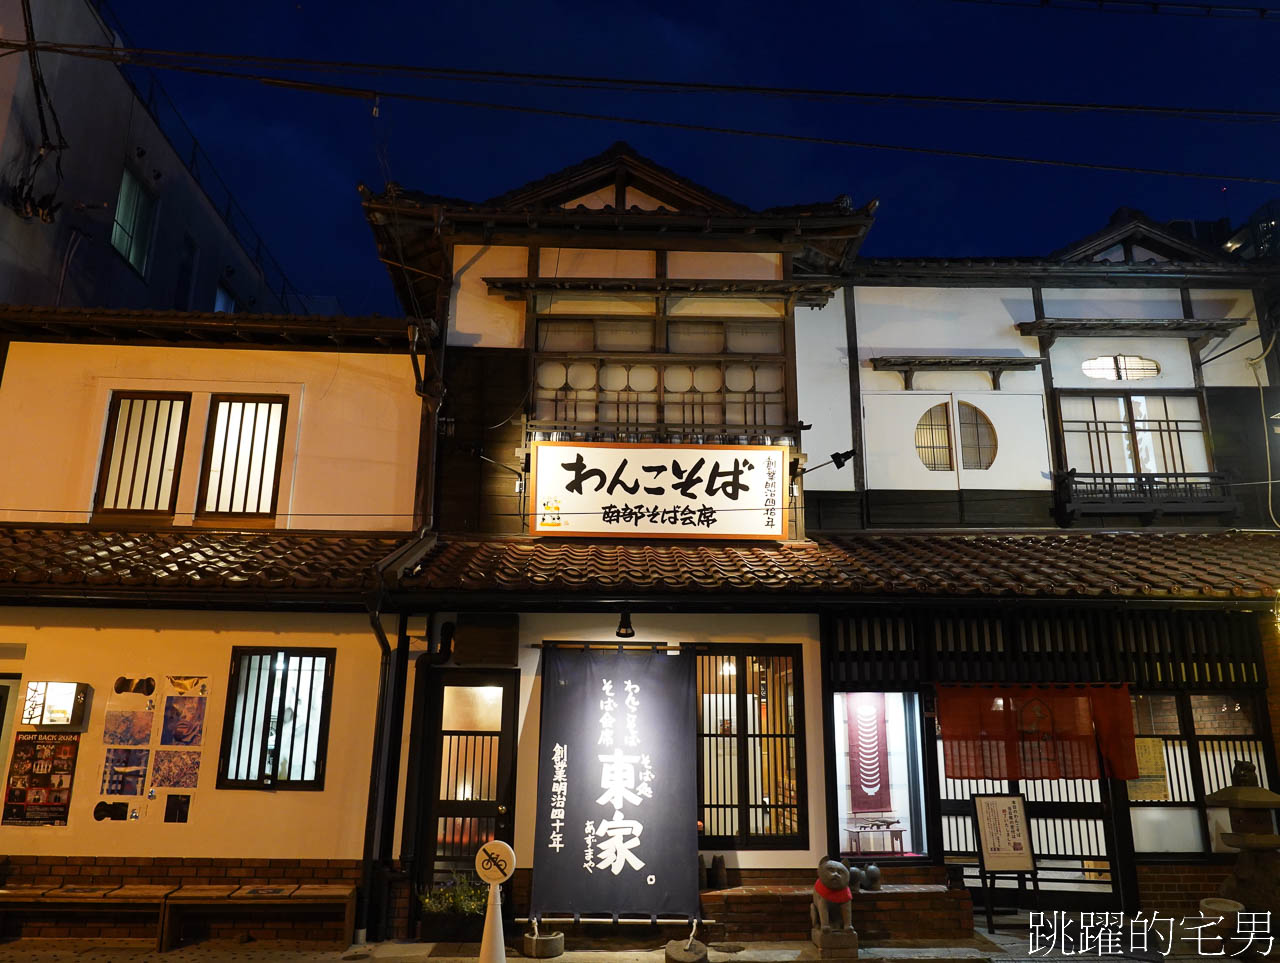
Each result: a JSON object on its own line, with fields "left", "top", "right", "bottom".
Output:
{"left": 1203, "top": 762, "right": 1280, "bottom": 922}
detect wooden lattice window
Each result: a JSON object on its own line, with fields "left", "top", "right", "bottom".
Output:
{"left": 217, "top": 647, "right": 335, "bottom": 791}
{"left": 197, "top": 395, "right": 288, "bottom": 517}
{"left": 94, "top": 391, "right": 191, "bottom": 515}
{"left": 958, "top": 402, "right": 998, "bottom": 470}
{"left": 697, "top": 647, "right": 807, "bottom": 850}
{"left": 914, "top": 403, "right": 953, "bottom": 471}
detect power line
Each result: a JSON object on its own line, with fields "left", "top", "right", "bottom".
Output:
{"left": 948, "top": 0, "right": 1280, "bottom": 19}
{"left": 4, "top": 43, "right": 1278, "bottom": 185}
{"left": 4, "top": 37, "right": 1280, "bottom": 124}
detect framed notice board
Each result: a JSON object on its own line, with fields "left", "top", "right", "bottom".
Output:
{"left": 971, "top": 793, "right": 1038, "bottom": 933}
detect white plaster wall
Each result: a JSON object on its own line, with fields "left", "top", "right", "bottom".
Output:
{"left": 449, "top": 244, "right": 528, "bottom": 348}
{"left": 666, "top": 252, "right": 782, "bottom": 281}
{"left": 953, "top": 392, "right": 1053, "bottom": 491}
{"left": 625, "top": 187, "right": 673, "bottom": 211}
{"left": 1040, "top": 288, "right": 1183, "bottom": 319}
{"left": 510, "top": 613, "right": 825, "bottom": 871}
{"left": 667, "top": 297, "right": 783, "bottom": 318}
{"left": 861, "top": 391, "right": 1051, "bottom": 491}
{"left": 562, "top": 188, "right": 613, "bottom": 210}
{"left": 539, "top": 248, "right": 655, "bottom": 279}
{"left": 0, "top": 609, "right": 381, "bottom": 859}
{"left": 1191, "top": 289, "right": 1267, "bottom": 388}
{"left": 862, "top": 392, "right": 956, "bottom": 492}
{"left": 0, "top": 342, "right": 419, "bottom": 529}
{"left": 854, "top": 287, "right": 1041, "bottom": 393}
{"left": 1048, "top": 337, "right": 1195, "bottom": 389}
{"left": 795, "top": 291, "right": 855, "bottom": 491}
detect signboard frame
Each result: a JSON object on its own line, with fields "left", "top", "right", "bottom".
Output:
{"left": 529, "top": 440, "right": 790, "bottom": 540}
{"left": 970, "top": 792, "right": 1039, "bottom": 933}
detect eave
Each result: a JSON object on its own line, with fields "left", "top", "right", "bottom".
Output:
{"left": 870, "top": 355, "right": 1047, "bottom": 390}
{"left": 846, "top": 259, "right": 1275, "bottom": 287}
{"left": 483, "top": 276, "right": 842, "bottom": 307}
{"left": 0, "top": 306, "right": 424, "bottom": 353}
{"left": 1016, "top": 317, "right": 1248, "bottom": 350}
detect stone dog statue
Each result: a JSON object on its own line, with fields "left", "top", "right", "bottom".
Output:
{"left": 810, "top": 858, "right": 855, "bottom": 934}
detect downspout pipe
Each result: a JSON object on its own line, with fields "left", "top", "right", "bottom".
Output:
{"left": 356, "top": 531, "right": 438, "bottom": 944}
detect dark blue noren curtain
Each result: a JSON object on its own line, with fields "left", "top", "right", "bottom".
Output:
{"left": 530, "top": 647, "right": 699, "bottom": 921}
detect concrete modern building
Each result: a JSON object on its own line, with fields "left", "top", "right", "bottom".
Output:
{"left": 0, "top": 0, "right": 305, "bottom": 314}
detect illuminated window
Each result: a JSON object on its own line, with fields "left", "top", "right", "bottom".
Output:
{"left": 1060, "top": 394, "right": 1208, "bottom": 474}
{"left": 94, "top": 391, "right": 191, "bottom": 515}
{"left": 217, "top": 647, "right": 335, "bottom": 790}
{"left": 110, "top": 168, "right": 157, "bottom": 274}
{"left": 958, "top": 402, "right": 998, "bottom": 470}
{"left": 914, "top": 403, "right": 953, "bottom": 471}
{"left": 697, "top": 648, "right": 806, "bottom": 849}
{"left": 197, "top": 395, "right": 288, "bottom": 517}
{"left": 1081, "top": 355, "right": 1161, "bottom": 381}
{"left": 915, "top": 402, "right": 997, "bottom": 472}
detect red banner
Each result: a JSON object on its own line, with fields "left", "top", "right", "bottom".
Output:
{"left": 937, "top": 685, "right": 1137, "bottom": 781}
{"left": 845, "top": 693, "right": 892, "bottom": 812}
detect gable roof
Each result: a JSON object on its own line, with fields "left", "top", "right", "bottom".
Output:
{"left": 1051, "top": 207, "right": 1228, "bottom": 263}
{"left": 483, "top": 141, "right": 750, "bottom": 214}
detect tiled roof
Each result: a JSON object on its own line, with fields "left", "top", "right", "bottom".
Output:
{"left": 402, "top": 531, "right": 1280, "bottom": 601}
{"left": 4, "top": 527, "right": 1278, "bottom": 606}
{"left": 0, "top": 527, "right": 406, "bottom": 598}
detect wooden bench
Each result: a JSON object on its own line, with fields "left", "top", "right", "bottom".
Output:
{"left": 159, "top": 883, "right": 356, "bottom": 951}
{"left": 0, "top": 883, "right": 176, "bottom": 948}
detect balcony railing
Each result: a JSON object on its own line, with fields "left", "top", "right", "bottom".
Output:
{"left": 1056, "top": 470, "right": 1238, "bottom": 522}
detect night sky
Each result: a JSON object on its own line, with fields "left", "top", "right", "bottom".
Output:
{"left": 103, "top": 0, "right": 1279, "bottom": 317}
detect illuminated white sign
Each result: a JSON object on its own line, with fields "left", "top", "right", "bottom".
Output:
{"left": 530, "top": 442, "right": 788, "bottom": 539}
{"left": 21, "top": 681, "right": 87, "bottom": 727}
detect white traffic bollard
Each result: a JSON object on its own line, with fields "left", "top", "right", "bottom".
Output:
{"left": 475, "top": 840, "right": 516, "bottom": 963}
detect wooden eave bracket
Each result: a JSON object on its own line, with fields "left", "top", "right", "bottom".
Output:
{"left": 1016, "top": 317, "right": 1249, "bottom": 343}
{"left": 481, "top": 276, "right": 841, "bottom": 307}
{"left": 869, "top": 355, "right": 1047, "bottom": 391}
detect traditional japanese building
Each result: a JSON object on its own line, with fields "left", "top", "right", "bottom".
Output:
{"left": 358, "top": 143, "right": 1280, "bottom": 937}
{"left": 0, "top": 142, "right": 1278, "bottom": 947}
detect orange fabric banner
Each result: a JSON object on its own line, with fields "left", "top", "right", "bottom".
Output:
{"left": 937, "top": 685, "right": 1137, "bottom": 781}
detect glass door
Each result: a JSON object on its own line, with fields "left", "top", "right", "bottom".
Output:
{"left": 422, "top": 668, "right": 519, "bottom": 884}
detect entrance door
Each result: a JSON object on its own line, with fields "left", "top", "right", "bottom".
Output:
{"left": 420, "top": 668, "right": 519, "bottom": 885}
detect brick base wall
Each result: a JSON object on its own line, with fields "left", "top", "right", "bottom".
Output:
{"left": 1137, "top": 864, "right": 1232, "bottom": 918}
{"left": 0, "top": 856, "right": 364, "bottom": 944}
{"left": 0, "top": 855, "right": 362, "bottom": 890}
{"left": 699, "top": 883, "right": 973, "bottom": 943}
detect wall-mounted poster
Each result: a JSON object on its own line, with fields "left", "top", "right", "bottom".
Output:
{"left": 3, "top": 732, "right": 80, "bottom": 826}
{"left": 529, "top": 647, "right": 699, "bottom": 922}
{"left": 103, "top": 709, "right": 153, "bottom": 746}
{"left": 152, "top": 750, "right": 200, "bottom": 788}
{"left": 1127, "top": 738, "right": 1171, "bottom": 802}
{"left": 530, "top": 442, "right": 789, "bottom": 539}
{"left": 102, "top": 748, "right": 150, "bottom": 796}
{"left": 972, "top": 793, "right": 1035, "bottom": 873}
{"left": 161, "top": 697, "right": 205, "bottom": 746}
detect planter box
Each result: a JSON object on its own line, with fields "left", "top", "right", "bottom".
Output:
{"left": 417, "top": 912, "right": 485, "bottom": 942}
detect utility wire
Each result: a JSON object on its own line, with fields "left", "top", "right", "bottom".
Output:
{"left": 4, "top": 37, "right": 1280, "bottom": 124}
{"left": 2, "top": 44, "right": 1276, "bottom": 186}
{"left": 948, "top": 0, "right": 1280, "bottom": 19}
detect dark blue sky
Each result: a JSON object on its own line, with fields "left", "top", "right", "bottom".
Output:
{"left": 106, "top": 0, "right": 1278, "bottom": 316}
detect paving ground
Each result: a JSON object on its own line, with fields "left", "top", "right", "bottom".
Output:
{"left": 0, "top": 913, "right": 1224, "bottom": 962}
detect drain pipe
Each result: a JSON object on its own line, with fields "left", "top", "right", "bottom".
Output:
{"left": 356, "top": 532, "right": 438, "bottom": 945}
